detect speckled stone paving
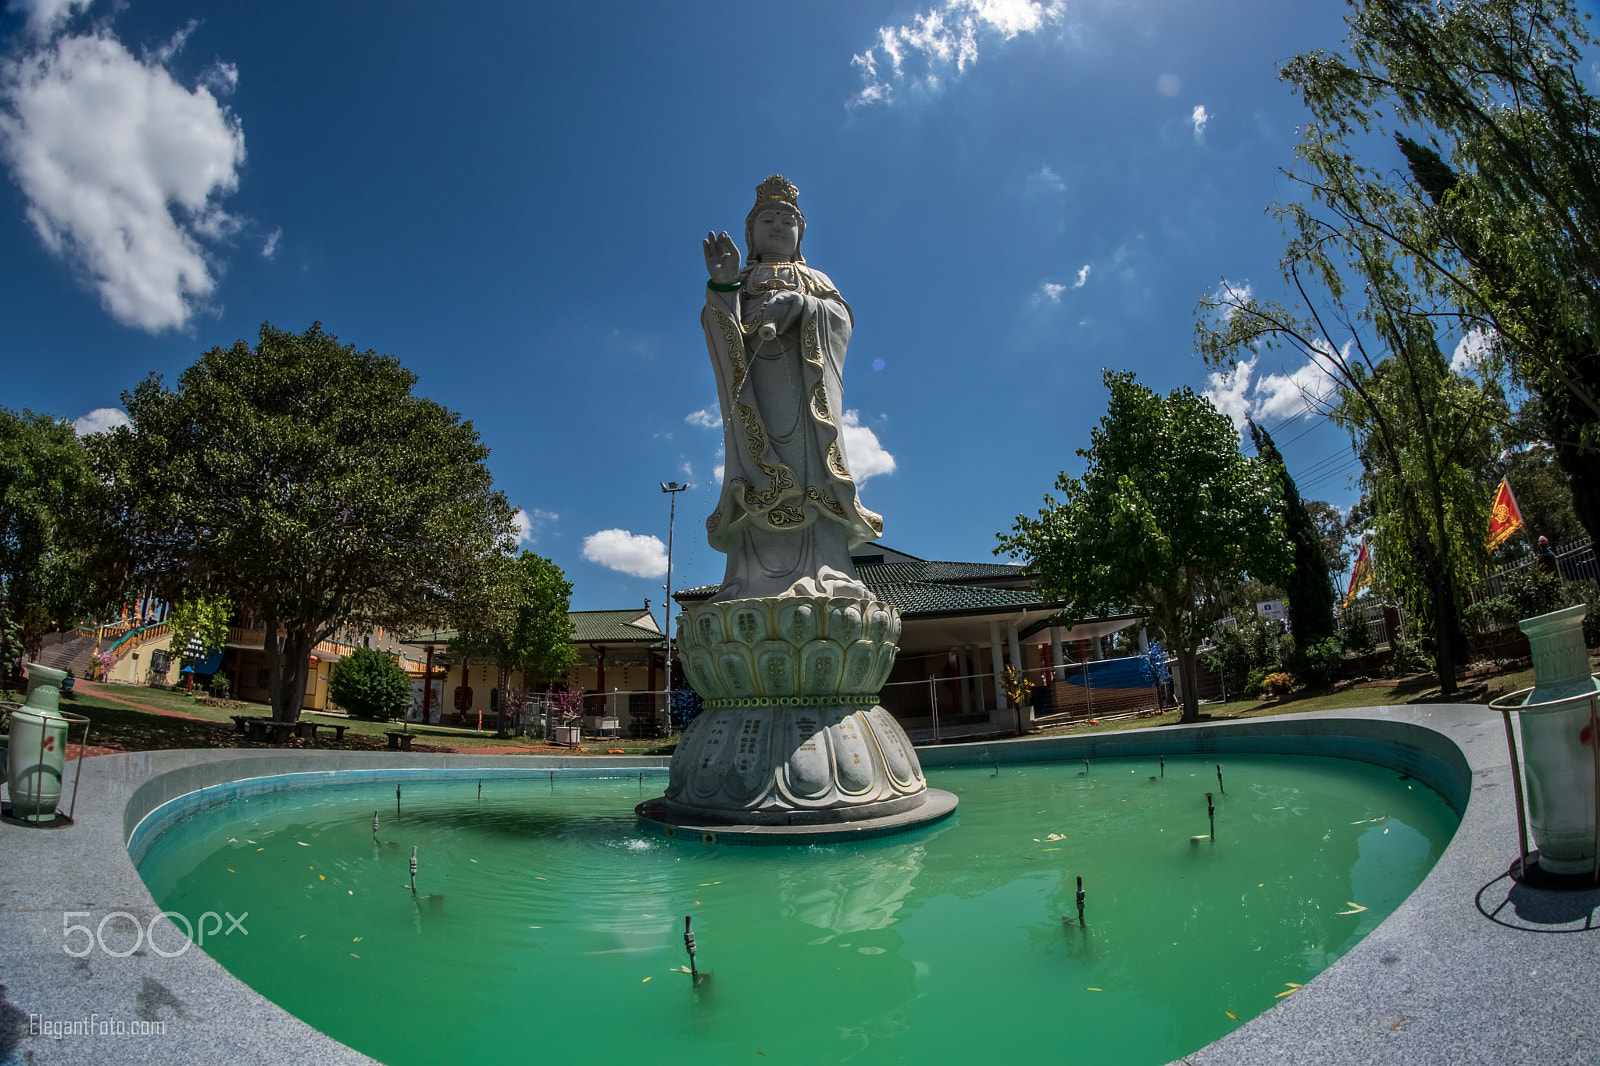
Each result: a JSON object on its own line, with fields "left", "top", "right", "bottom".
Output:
{"left": 1, "top": 705, "right": 1595, "bottom": 1066}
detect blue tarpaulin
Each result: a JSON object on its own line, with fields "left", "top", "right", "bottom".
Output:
{"left": 181, "top": 650, "right": 224, "bottom": 675}
{"left": 1062, "top": 654, "right": 1158, "bottom": 689}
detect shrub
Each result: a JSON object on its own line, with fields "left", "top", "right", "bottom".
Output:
{"left": 209, "top": 671, "right": 231, "bottom": 698}
{"left": 550, "top": 687, "right": 584, "bottom": 725}
{"left": 1292, "top": 635, "right": 1345, "bottom": 691}
{"left": 1261, "top": 672, "right": 1295, "bottom": 698}
{"left": 328, "top": 646, "right": 412, "bottom": 719}
{"left": 1243, "top": 667, "right": 1271, "bottom": 698}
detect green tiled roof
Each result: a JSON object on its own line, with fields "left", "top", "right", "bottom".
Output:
{"left": 866, "top": 576, "right": 1043, "bottom": 615}
{"left": 569, "top": 609, "right": 662, "bottom": 644}
{"left": 673, "top": 553, "right": 1048, "bottom": 617}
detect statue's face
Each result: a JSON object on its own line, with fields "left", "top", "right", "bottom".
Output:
{"left": 751, "top": 206, "right": 801, "bottom": 259}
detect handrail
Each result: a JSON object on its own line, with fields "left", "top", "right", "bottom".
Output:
{"left": 104, "top": 622, "right": 171, "bottom": 665}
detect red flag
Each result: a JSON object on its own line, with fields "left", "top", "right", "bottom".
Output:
{"left": 1342, "top": 538, "right": 1373, "bottom": 609}
{"left": 1486, "top": 477, "right": 1524, "bottom": 550}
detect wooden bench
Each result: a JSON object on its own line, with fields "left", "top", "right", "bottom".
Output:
{"left": 243, "top": 717, "right": 296, "bottom": 744}
{"left": 230, "top": 715, "right": 252, "bottom": 734}
{"left": 385, "top": 731, "right": 414, "bottom": 751}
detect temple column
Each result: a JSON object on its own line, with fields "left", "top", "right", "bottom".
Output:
{"left": 958, "top": 646, "right": 973, "bottom": 715}
{"left": 989, "top": 620, "right": 1006, "bottom": 711}
{"left": 422, "top": 645, "right": 434, "bottom": 722}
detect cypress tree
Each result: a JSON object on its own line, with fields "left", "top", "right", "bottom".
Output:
{"left": 1249, "top": 420, "right": 1337, "bottom": 647}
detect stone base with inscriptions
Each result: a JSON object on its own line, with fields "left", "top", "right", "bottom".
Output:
{"left": 645, "top": 593, "right": 950, "bottom": 833}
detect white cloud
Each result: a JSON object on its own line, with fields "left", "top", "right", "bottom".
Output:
{"left": 0, "top": 18, "right": 247, "bottom": 332}
{"left": 13, "top": 0, "right": 92, "bottom": 38}
{"left": 261, "top": 226, "right": 281, "bottom": 259}
{"left": 1041, "top": 281, "right": 1066, "bottom": 302}
{"left": 1203, "top": 359, "right": 1256, "bottom": 433}
{"left": 1156, "top": 73, "right": 1180, "bottom": 98}
{"left": 582, "top": 529, "right": 668, "bottom": 579}
{"left": 1191, "top": 104, "right": 1209, "bottom": 141}
{"left": 713, "top": 463, "right": 725, "bottom": 483}
{"left": 70, "top": 406, "right": 129, "bottom": 435}
{"left": 685, "top": 406, "right": 722, "bottom": 429}
{"left": 1209, "top": 278, "right": 1253, "bottom": 321}
{"left": 1451, "top": 328, "right": 1494, "bottom": 373}
{"left": 1203, "top": 351, "right": 1338, "bottom": 435}
{"left": 512, "top": 507, "right": 557, "bottom": 545}
{"left": 1035, "top": 165, "right": 1064, "bottom": 191}
{"left": 1251, "top": 355, "right": 1337, "bottom": 423}
{"left": 840, "top": 410, "right": 896, "bottom": 482}
{"left": 1073, "top": 264, "right": 1090, "bottom": 288}
{"left": 850, "top": 0, "right": 1065, "bottom": 106}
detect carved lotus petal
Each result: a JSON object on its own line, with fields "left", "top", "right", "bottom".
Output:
{"left": 827, "top": 599, "right": 864, "bottom": 645}
{"left": 777, "top": 599, "right": 820, "bottom": 645}
{"left": 690, "top": 606, "right": 726, "bottom": 650}
{"left": 753, "top": 640, "right": 799, "bottom": 697}
{"left": 866, "top": 604, "right": 891, "bottom": 643}
{"left": 800, "top": 639, "right": 844, "bottom": 696}
{"left": 827, "top": 709, "right": 876, "bottom": 795}
{"left": 730, "top": 605, "right": 769, "bottom": 646}
{"left": 682, "top": 648, "right": 722, "bottom": 699}
{"left": 715, "top": 645, "right": 757, "bottom": 697}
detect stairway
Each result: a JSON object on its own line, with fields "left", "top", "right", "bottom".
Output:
{"left": 32, "top": 631, "right": 101, "bottom": 676}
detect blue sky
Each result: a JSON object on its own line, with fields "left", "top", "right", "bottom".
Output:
{"left": 0, "top": 0, "right": 1542, "bottom": 612}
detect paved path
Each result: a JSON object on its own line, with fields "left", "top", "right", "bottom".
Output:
{"left": 73, "top": 680, "right": 210, "bottom": 722}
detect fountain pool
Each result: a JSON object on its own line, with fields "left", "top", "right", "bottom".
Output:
{"left": 133, "top": 754, "right": 1457, "bottom": 1065}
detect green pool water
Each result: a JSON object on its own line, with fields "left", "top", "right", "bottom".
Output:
{"left": 135, "top": 755, "right": 1458, "bottom": 1065}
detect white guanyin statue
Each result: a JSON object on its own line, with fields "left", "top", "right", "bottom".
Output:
{"left": 700, "top": 175, "right": 882, "bottom": 602}
{"left": 640, "top": 176, "right": 952, "bottom": 832}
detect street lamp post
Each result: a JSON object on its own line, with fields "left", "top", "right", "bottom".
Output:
{"left": 660, "top": 481, "right": 690, "bottom": 730}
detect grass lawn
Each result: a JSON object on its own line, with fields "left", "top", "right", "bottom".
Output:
{"left": 5, "top": 653, "right": 1592, "bottom": 757}
{"left": 1027, "top": 653, "right": 1598, "bottom": 740}
{"left": 0, "top": 681, "right": 679, "bottom": 757}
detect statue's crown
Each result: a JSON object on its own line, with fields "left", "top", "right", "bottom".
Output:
{"left": 754, "top": 174, "right": 799, "bottom": 210}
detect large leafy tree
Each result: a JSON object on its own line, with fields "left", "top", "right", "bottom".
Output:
{"left": 0, "top": 407, "right": 123, "bottom": 667}
{"left": 452, "top": 550, "right": 577, "bottom": 725}
{"left": 997, "top": 371, "right": 1286, "bottom": 723}
{"left": 1249, "top": 420, "right": 1337, "bottom": 650}
{"left": 1279, "top": 0, "right": 1600, "bottom": 540}
{"left": 92, "top": 322, "right": 517, "bottom": 721}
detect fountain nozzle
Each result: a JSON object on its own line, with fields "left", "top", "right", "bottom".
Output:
{"left": 684, "top": 916, "right": 699, "bottom": 979}
{"left": 1206, "top": 792, "right": 1216, "bottom": 841}
{"left": 1075, "top": 875, "right": 1085, "bottom": 924}
{"left": 409, "top": 845, "right": 418, "bottom": 896}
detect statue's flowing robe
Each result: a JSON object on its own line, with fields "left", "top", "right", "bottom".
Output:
{"left": 701, "top": 260, "right": 883, "bottom": 601}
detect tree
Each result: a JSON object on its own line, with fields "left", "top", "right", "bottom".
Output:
{"left": 166, "top": 590, "right": 234, "bottom": 662}
{"left": 451, "top": 551, "right": 577, "bottom": 732}
{"left": 1304, "top": 499, "right": 1354, "bottom": 578}
{"left": 1249, "top": 420, "right": 1337, "bottom": 650}
{"left": 91, "top": 322, "right": 516, "bottom": 722}
{"left": 997, "top": 371, "right": 1286, "bottom": 723}
{"left": 1280, "top": 0, "right": 1600, "bottom": 542}
{"left": 0, "top": 407, "right": 123, "bottom": 667}
{"left": 329, "top": 646, "right": 412, "bottom": 720}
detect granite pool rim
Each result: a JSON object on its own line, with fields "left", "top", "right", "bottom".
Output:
{"left": 3, "top": 702, "right": 1596, "bottom": 1066}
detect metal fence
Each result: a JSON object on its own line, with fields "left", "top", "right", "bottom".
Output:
{"left": 1475, "top": 538, "right": 1599, "bottom": 599}
{"left": 1337, "top": 599, "right": 1396, "bottom": 648}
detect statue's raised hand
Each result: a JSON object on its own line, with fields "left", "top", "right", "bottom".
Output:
{"left": 703, "top": 231, "right": 741, "bottom": 286}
